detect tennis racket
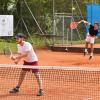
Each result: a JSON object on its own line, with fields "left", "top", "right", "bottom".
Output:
{"left": 70, "top": 21, "right": 78, "bottom": 29}
{"left": 3, "top": 46, "right": 13, "bottom": 59}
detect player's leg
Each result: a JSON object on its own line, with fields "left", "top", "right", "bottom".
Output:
{"left": 9, "top": 70, "right": 27, "bottom": 93}
{"left": 89, "top": 37, "right": 95, "bottom": 60}
{"left": 34, "top": 71, "right": 43, "bottom": 96}
{"left": 89, "top": 43, "right": 94, "bottom": 59}
{"left": 84, "top": 42, "right": 89, "bottom": 56}
{"left": 16, "top": 70, "right": 27, "bottom": 87}
{"left": 84, "top": 35, "right": 90, "bottom": 56}
{"left": 31, "top": 61, "right": 43, "bottom": 96}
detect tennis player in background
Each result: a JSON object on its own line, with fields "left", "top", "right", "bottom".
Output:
{"left": 9, "top": 33, "right": 43, "bottom": 96}
{"left": 78, "top": 20, "right": 99, "bottom": 60}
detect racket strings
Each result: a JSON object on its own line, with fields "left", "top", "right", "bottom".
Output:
{"left": 70, "top": 22, "right": 78, "bottom": 29}
{"left": 3, "top": 47, "right": 12, "bottom": 57}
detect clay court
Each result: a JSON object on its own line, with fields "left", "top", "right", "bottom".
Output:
{"left": 0, "top": 48, "right": 100, "bottom": 66}
{"left": 1, "top": 0, "right": 100, "bottom": 99}
{"left": 0, "top": 47, "right": 100, "bottom": 100}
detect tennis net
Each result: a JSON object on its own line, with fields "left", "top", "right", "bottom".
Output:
{"left": 0, "top": 64, "right": 100, "bottom": 100}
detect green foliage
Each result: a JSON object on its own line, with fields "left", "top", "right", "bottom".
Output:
{"left": 44, "top": 13, "right": 53, "bottom": 33}
{"left": 0, "top": 0, "right": 100, "bottom": 46}
{"left": 0, "top": 35, "right": 52, "bottom": 54}
{"left": 27, "top": 35, "right": 52, "bottom": 49}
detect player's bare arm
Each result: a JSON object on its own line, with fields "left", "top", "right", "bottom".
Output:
{"left": 78, "top": 20, "right": 91, "bottom": 25}
{"left": 16, "top": 51, "right": 29, "bottom": 60}
{"left": 12, "top": 51, "right": 29, "bottom": 64}
{"left": 10, "top": 53, "right": 21, "bottom": 60}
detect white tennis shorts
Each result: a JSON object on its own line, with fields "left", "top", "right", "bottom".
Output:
{"left": 85, "top": 35, "right": 95, "bottom": 44}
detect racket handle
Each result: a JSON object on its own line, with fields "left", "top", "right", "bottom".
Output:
{"left": 14, "top": 59, "right": 19, "bottom": 64}
{"left": 10, "top": 55, "right": 16, "bottom": 60}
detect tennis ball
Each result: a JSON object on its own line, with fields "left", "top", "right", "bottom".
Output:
{"left": 72, "top": 7, "right": 75, "bottom": 10}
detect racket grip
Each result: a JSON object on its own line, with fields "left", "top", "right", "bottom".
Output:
{"left": 10, "top": 55, "right": 16, "bottom": 60}
{"left": 14, "top": 59, "right": 18, "bottom": 64}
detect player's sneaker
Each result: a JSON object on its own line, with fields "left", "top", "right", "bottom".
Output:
{"left": 9, "top": 87, "right": 20, "bottom": 93}
{"left": 37, "top": 89, "right": 43, "bottom": 96}
{"left": 89, "top": 55, "right": 93, "bottom": 60}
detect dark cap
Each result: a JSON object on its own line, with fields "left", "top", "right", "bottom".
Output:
{"left": 15, "top": 33, "right": 24, "bottom": 39}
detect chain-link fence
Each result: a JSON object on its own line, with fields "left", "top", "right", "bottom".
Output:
{"left": 52, "top": 13, "right": 86, "bottom": 46}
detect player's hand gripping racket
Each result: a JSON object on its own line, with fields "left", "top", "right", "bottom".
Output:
{"left": 70, "top": 21, "right": 78, "bottom": 29}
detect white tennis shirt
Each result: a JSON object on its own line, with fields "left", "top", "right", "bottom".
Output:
{"left": 17, "top": 41, "right": 38, "bottom": 62}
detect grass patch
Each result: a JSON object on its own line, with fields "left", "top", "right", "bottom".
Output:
{"left": 1, "top": 35, "right": 96, "bottom": 54}
{"left": 0, "top": 36, "right": 50, "bottom": 54}
{"left": 0, "top": 41, "right": 17, "bottom": 54}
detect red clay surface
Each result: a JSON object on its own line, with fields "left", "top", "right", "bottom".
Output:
{"left": 0, "top": 49, "right": 100, "bottom": 66}
{"left": 37, "top": 50, "right": 100, "bottom": 67}
{"left": 0, "top": 49, "right": 100, "bottom": 100}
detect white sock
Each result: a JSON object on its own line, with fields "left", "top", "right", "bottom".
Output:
{"left": 90, "top": 53, "right": 93, "bottom": 56}
{"left": 85, "top": 49, "right": 87, "bottom": 52}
